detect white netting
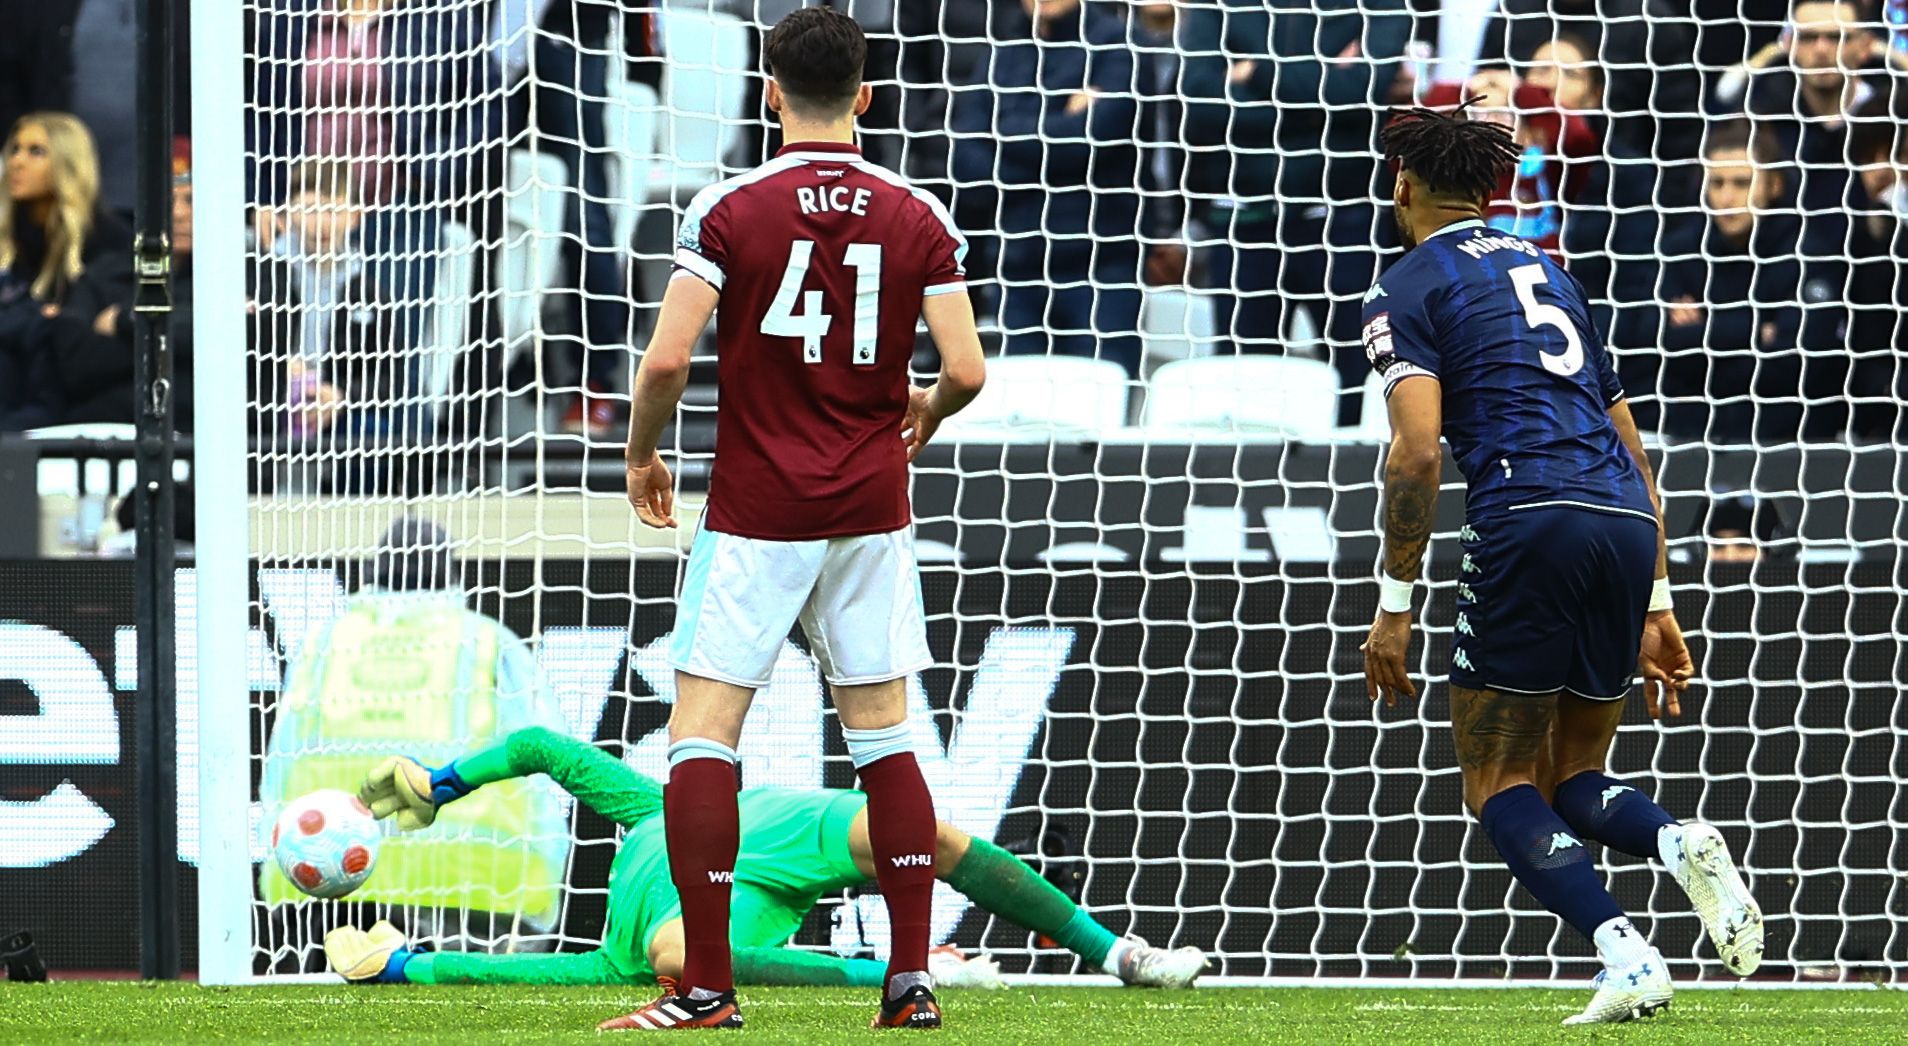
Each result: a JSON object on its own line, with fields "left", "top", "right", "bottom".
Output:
{"left": 221, "top": 0, "right": 1908, "bottom": 982}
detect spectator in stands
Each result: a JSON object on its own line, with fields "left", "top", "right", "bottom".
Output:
{"left": 1494, "top": 0, "right": 1702, "bottom": 159}
{"left": 1708, "top": 0, "right": 1908, "bottom": 215}
{"left": 1637, "top": 122, "right": 1810, "bottom": 444}
{"left": 500, "top": 0, "right": 660, "bottom": 438}
{"left": 950, "top": 0, "right": 1145, "bottom": 375}
{"left": 1179, "top": 0, "right": 1409, "bottom": 417}
{"left": 249, "top": 0, "right": 499, "bottom": 212}
{"left": 898, "top": 0, "right": 1017, "bottom": 306}
{"left": 41, "top": 138, "right": 195, "bottom": 428}
{"left": 1847, "top": 109, "right": 1908, "bottom": 438}
{"left": 0, "top": 112, "right": 129, "bottom": 430}
{"left": 0, "top": 1, "right": 191, "bottom": 221}
{"left": 1422, "top": 67, "right": 1601, "bottom": 254}
{"left": 1516, "top": 33, "right": 1694, "bottom": 354}
{"left": 253, "top": 159, "right": 431, "bottom": 444}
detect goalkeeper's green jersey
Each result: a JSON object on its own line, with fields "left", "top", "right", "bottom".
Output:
{"left": 475, "top": 728, "right": 869, "bottom": 981}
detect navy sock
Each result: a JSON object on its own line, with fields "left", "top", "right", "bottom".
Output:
{"left": 1552, "top": 771, "right": 1678, "bottom": 861}
{"left": 1479, "top": 784, "right": 1626, "bottom": 940}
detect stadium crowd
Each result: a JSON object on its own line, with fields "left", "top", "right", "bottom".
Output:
{"left": 0, "top": 0, "right": 1904, "bottom": 459}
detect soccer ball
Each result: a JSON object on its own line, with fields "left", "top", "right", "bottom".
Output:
{"left": 273, "top": 789, "right": 382, "bottom": 899}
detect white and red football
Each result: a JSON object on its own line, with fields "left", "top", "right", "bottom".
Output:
{"left": 272, "top": 789, "right": 382, "bottom": 900}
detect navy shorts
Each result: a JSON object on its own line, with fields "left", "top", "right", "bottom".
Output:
{"left": 1449, "top": 507, "right": 1658, "bottom": 700}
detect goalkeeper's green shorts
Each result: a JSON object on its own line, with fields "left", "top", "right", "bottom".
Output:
{"left": 603, "top": 787, "right": 870, "bottom": 980}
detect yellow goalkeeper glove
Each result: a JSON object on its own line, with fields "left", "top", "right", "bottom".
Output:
{"left": 359, "top": 756, "right": 443, "bottom": 832}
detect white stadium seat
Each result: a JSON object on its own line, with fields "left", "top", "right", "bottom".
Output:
{"left": 940, "top": 355, "right": 1131, "bottom": 440}
{"left": 648, "top": 9, "right": 751, "bottom": 203}
{"left": 1141, "top": 356, "right": 1341, "bottom": 440}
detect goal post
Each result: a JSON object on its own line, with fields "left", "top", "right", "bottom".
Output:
{"left": 183, "top": 1, "right": 1907, "bottom": 988}
{"left": 190, "top": 0, "right": 257, "bottom": 988}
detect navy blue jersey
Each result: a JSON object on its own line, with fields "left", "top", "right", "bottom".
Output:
{"left": 1361, "top": 218, "right": 1654, "bottom": 523}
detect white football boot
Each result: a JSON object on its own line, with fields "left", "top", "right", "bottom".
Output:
{"left": 1562, "top": 948, "right": 1674, "bottom": 1025}
{"left": 1665, "top": 822, "right": 1764, "bottom": 976}
{"left": 1108, "top": 940, "right": 1211, "bottom": 988}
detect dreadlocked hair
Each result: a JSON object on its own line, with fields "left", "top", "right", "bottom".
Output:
{"left": 1381, "top": 99, "right": 1521, "bottom": 203}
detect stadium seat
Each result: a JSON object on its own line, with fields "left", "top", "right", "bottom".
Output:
{"left": 419, "top": 221, "right": 475, "bottom": 407}
{"left": 939, "top": 355, "right": 1130, "bottom": 440}
{"left": 648, "top": 9, "right": 750, "bottom": 203}
{"left": 1141, "top": 356, "right": 1341, "bottom": 440}
{"left": 501, "top": 150, "right": 569, "bottom": 367}
{"left": 605, "top": 78, "right": 661, "bottom": 253}
{"left": 1139, "top": 288, "right": 1217, "bottom": 371}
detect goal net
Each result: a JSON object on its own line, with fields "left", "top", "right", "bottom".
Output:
{"left": 188, "top": 0, "right": 1908, "bottom": 986}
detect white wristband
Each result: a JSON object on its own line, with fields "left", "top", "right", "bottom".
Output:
{"left": 1377, "top": 573, "right": 1415, "bottom": 614}
{"left": 1648, "top": 576, "right": 1672, "bottom": 614}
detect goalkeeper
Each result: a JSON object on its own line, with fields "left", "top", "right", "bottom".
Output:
{"left": 325, "top": 727, "right": 1205, "bottom": 992}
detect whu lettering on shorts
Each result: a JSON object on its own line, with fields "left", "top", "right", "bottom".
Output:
{"left": 889, "top": 853, "right": 934, "bottom": 869}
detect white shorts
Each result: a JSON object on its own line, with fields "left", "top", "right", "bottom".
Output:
{"left": 668, "top": 526, "right": 932, "bottom": 689}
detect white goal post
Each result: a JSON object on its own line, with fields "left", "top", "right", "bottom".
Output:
{"left": 188, "top": 0, "right": 1907, "bottom": 988}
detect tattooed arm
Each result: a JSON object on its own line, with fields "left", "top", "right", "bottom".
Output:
{"left": 1380, "top": 377, "right": 1444, "bottom": 583}
{"left": 1365, "top": 376, "right": 1443, "bottom": 705}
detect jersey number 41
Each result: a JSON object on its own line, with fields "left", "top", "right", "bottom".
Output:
{"left": 761, "top": 240, "right": 883, "bottom": 366}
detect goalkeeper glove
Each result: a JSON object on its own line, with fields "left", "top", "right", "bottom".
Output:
{"left": 359, "top": 756, "right": 474, "bottom": 831}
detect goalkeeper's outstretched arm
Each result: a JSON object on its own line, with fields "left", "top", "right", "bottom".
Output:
{"left": 361, "top": 726, "right": 662, "bottom": 831}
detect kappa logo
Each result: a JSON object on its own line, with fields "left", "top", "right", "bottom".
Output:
{"left": 1455, "top": 612, "right": 1475, "bottom": 637}
{"left": 1548, "top": 832, "right": 1583, "bottom": 856}
{"left": 1601, "top": 784, "right": 1634, "bottom": 809}
{"left": 1363, "top": 284, "right": 1388, "bottom": 304}
{"left": 1452, "top": 648, "right": 1477, "bottom": 671}
{"left": 890, "top": 853, "right": 934, "bottom": 869}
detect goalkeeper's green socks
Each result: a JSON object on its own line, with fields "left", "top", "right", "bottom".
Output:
{"left": 734, "top": 947, "right": 886, "bottom": 988}
{"left": 944, "top": 837, "right": 1120, "bottom": 968}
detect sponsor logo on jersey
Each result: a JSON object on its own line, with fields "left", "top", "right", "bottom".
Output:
{"left": 1362, "top": 313, "right": 1396, "bottom": 370}
{"left": 1548, "top": 832, "right": 1582, "bottom": 855}
{"left": 1363, "top": 284, "right": 1388, "bottom": 304}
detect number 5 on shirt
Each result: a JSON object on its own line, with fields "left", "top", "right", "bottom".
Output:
{"left": 1509, "top": 263, "right": 1584, "bottom": 377}
{"left": 761, "top": 239, "right": 884, "bottom": 365}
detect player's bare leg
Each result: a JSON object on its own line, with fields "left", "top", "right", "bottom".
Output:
{"left": 833, "top": 679, "right": 942, "bottom": 1028}
{"left": 1452, "top": 686, "right": 1670, "bottom": 1024}
{"left": 601, "top": 675, "right": 753, "bottom": 1031}
{"left": 1548, "top": 693, "right": 1763, "bottom": 976}
{"left": 844, "top": 815, "right": 1206, "bottom": 988}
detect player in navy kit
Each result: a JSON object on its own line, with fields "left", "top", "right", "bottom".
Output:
{"left": 612, "top": 7, "right": 986, "bottom": 1033}
{"left": 1360, "top": 104, "right": 1764, "bottom": 1024}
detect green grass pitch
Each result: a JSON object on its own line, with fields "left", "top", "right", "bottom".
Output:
{"left": 6, "top": 983, "right": 1908, "bottom": 1044}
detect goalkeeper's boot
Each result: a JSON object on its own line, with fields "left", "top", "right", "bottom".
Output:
{"left": 871, "top": 982, "right": 942, "bottom": 1029}
{"left": 1109, "top": 939, "right": 1210, "bottom": 989}
{"left": 325, "top": 920, "right": 410, "bottom": 983}
{"left": 597, "top": 990, "right": 743, "bottom": 1031}
{"left": 1562, "top": 949, "right": 1673, "bottom": 1026}
{"left": 928, "top": 945, "right": 1005, "bottom": 990}
{"left": 1666, "top": 822, "right": 1764, "bottom": 975}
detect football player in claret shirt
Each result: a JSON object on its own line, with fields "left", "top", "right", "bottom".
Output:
{"left": 611, "top": 6, "right": 986, "bottom": 1033}
{"left": 1359, "top": 103, "right": 1763, "bottom": 1025}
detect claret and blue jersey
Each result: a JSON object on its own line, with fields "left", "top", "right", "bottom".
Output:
{"left": 1360, "top": 218, "right": 1654, "bottom": 525}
